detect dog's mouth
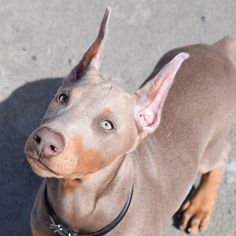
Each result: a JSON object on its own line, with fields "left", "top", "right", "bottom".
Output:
{"left": 27, "top": 155, "right": 60, "bottom": 176}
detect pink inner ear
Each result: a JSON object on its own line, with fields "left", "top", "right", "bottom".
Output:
{"left": 137, "top": 52, "right": 190, "bottom": 133}
{"left": 139, "top": 108, "right": 155, "bottom": 127}
{"left": 62, "top": 8, "right": 111, "bottom": 86}
{"left": 138, "top": 77, "right": 170, "bottom": 129}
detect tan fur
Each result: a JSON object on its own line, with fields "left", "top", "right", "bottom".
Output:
{"left": 62, "top": 178, "right": 86, "bottom": 193}
{"left": 180, "top": 141, "right": 231, "bottom": 233}
{"left": 101, "top": 107, "right": 112, "bottom": 117}
{"left": 32, "top": 227, "right": 45, "bottom": 236}
{"left": 73, "top": 137, "right": 103, "bottom": 175}
{"left": 25, "top": 8, "right": 236, "bottom": 236}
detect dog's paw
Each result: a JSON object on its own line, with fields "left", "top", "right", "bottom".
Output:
{"left": 178, "top": 196, "right": 214, "bottom": 234}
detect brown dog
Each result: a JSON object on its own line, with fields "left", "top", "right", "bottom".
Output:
{"left": 25, "top": 8, "right": 236, "bottom": 236}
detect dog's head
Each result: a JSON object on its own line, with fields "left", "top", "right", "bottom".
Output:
{"left": 24, "top": 8, "right": 189, "bottom": 179}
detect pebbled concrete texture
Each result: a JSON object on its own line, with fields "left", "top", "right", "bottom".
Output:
{"left": 0, "top": 0, "right": 236, "bottom": 235}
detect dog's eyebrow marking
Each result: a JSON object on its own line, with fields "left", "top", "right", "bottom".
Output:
{"left": 101, "top": 107, "right": 112, "bottom": 117}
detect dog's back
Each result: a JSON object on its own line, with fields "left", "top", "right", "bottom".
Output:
{"left": 132, "top": 36, "right": 236, "bottom": 232}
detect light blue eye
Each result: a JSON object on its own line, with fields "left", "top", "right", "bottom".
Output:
{"left": 101, "top": 120, "right": 114, "bottom": 130}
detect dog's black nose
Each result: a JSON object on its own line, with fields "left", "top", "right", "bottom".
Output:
{"left": 33, "top": 127, "right": 64, "bottom": 158}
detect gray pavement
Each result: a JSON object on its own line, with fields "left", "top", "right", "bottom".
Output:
{"left": 0, "top": 0, "right": 236, "bottom": 235}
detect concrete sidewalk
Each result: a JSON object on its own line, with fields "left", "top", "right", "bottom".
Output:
{"left": 0, "top": 1, "right": 235, "bottom": 235}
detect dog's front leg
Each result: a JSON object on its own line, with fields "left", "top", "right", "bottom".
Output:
{"left": 178, "top": 141, "right": 230, "bottom": 234}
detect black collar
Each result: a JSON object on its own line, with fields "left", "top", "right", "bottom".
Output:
{"left": 45, "top": 183, "right": 134, "bottom": 236}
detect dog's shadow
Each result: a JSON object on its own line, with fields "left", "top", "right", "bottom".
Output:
{"left": 0, "top": 78, "right": 62, "bottom": 236}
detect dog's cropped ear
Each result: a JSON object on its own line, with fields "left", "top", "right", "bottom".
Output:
{"left": 134, "top": 52, "right": 190, "bottom": 135}
{"left": 63, "top": 7, "right": 111, "bottom": 85}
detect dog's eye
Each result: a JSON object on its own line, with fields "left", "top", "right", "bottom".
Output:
{"left": 101, "top": 120, "right": 114, "bottom": 130}
{"left": 58, "top": 93, "right": 69, "bottom": 104}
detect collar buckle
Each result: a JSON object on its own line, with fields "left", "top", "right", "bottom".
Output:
{"left": 50, "top": 223, "right": 76, "bottom": 236}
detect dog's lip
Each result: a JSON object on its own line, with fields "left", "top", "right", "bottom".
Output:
{"left": 28, "top": 156, "right": 59, "bottom": 175}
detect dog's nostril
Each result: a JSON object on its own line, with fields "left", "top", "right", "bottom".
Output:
{"left": 33, "top": 135, "right": 41, "bottom": 144}
{"left": 32, "top": 127, "right": 64, "bottom": 157}
{"left": 50, "top": 144, "right": 57, "bottom": 152}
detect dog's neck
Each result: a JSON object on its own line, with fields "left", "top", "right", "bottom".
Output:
{"left": 46, "top": 154, "right": 134, "bottom": 234}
